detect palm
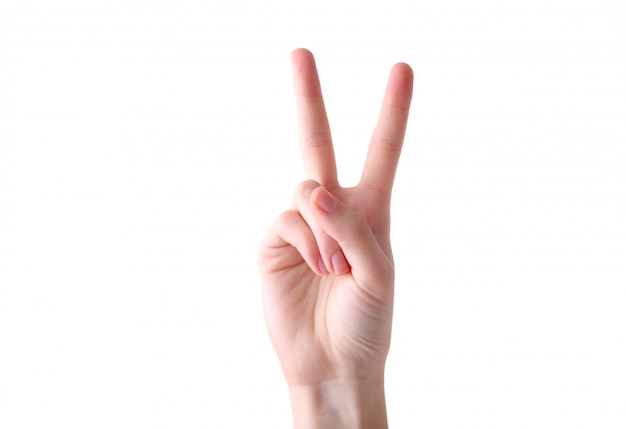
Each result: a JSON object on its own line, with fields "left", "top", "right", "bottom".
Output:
{"left": 259, "top": 49, "right": 413, "bottom": 389}
{"left": 261, "top": 186, "right": 393, "bottom": 386}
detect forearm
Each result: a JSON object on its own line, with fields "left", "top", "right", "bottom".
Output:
{"left": 289, "top": 375, "right": 388, "bottom": 429}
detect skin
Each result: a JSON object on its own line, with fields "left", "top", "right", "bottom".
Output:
{"left": 259, "top": 48, "right": 413, "bottom": 428}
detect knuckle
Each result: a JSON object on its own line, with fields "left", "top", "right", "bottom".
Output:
{"left": 276, "top": 209, "right": 298, "bottom": 227}
{"left": 292, "top": 180, "right": 321, "bottom": 205}
{"left": 373, "top": 137, "right": 401, "bottom": 153}
{"left": 350, "top": 213, "right": 371, "bottom": 237}
{"left": 358, "top": 181, "right": 388, "bottom": 198}
{"left": 302, "top": 130, "right": 332, "bottom": 148}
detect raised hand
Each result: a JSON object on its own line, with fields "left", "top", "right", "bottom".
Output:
{"left": 259, "top": 48, "right": 413, "bottom": 428}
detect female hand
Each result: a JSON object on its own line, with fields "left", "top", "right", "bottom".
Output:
{"left": 259, "top": 48, "right": 413, "bottom": 428}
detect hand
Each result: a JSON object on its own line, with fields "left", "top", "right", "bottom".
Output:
{"left": 259, "top": 48, "right": 413, "bottom": 428}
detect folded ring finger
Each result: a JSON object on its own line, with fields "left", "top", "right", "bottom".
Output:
{"left": 292, "top": 180, "right": 350, "bottom": 276}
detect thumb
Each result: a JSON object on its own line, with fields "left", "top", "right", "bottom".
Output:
{"left": 310, "top": 186, "right": 394, "bottom": 293}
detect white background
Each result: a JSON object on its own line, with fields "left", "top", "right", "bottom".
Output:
{"left": 1, "top": 1, "right": 625, "bottom": 427}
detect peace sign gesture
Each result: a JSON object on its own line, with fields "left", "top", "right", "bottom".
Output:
{"left": 259, "top": 49, "right": 413, "bottom": 428}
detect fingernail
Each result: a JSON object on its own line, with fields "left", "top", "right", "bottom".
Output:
{"left": 314, "top": 188, "right": 337, "bottom": 214}
{"left": 318, "top": 257, "right": 329, "bottom": 275}
{"left": 331, "top": 251, "right": 349, "bottom": 275}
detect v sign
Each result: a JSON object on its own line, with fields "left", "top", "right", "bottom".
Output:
{"left": 259, "top": 48, "right": 413, "bottom": 428}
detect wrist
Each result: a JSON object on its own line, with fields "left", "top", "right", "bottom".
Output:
{"left": 288, "top": 374, "right": 388, "bottom": 429}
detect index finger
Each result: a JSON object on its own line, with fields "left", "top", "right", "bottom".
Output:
{"left": 360, "top": 62, "right": 413, "bottom": 199}
{"left": 291, "top": 48, "right": 338, "bottom": 188}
